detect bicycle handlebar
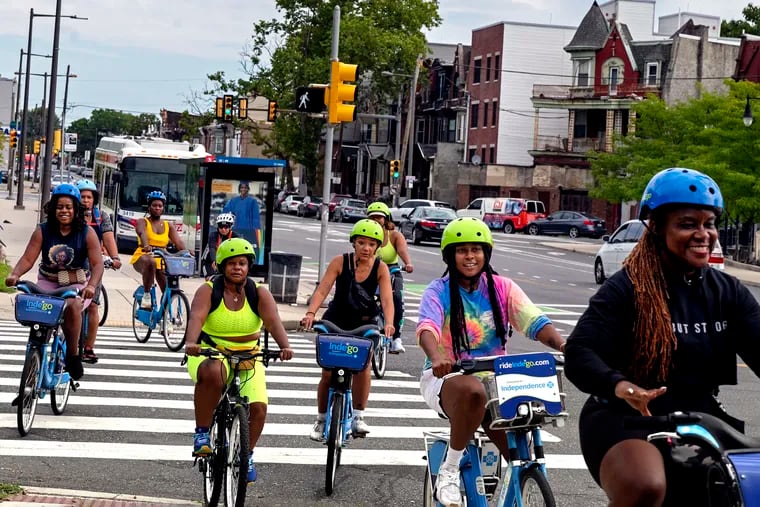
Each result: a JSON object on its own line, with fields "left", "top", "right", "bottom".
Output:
{"left": 451, "top": 352, "right": 565, "bottom": 374}
{"left": 312, "top": 319, "right": 381, "bottom": 337}
{"left": 196, "top": 347, "right": 282, "bottom": 367}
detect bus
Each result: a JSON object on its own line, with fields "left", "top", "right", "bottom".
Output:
{"left": 94, "top": 136, "right": 212, "bottom": 253}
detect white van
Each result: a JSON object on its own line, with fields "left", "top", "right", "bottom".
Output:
{"left": 457, "top": 198, "right": 546, "bottom": 233}
{"left": 457, "top": 197, "right": 516, "bottom": 218}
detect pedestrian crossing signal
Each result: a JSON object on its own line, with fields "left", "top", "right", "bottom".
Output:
{"left": 268, "top": 100, "right": 278, "bottom": 122}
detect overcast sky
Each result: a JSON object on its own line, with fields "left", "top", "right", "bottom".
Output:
{"left": 0, "top": 0, "right": 752, "bottom": 126}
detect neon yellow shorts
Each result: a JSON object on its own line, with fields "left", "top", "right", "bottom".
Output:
{"left": 186, "top": 336, "right": 267, "bottom": 405}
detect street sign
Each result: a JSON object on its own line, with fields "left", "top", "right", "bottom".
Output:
{"left": 10, "top": 121, "right": 17, "bottom": 129}
{"left": 64, "top": 132, "right": 78, "bottom": 152}
{"left": 295, "top": 86, "right": 326, "bottom": 113}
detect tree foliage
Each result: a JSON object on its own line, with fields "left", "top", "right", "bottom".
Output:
{"left": 207, "top": 0, "right": 440, "bottom": 192}
{"left": 721, "top": 3, "right": 760, "bottom": 37}
{"left": 589, "top": 80, "right": 760, "bottom": 222}
{"left": 66, "top": 109, "right": 158, "bottom": 159}
{"left": 22, "top": 106, "right": 61, "bottom": 142}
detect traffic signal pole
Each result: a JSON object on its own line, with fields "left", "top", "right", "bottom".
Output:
{"left": 318, "top": 5, "right": 341, "bottom": 281}
{"left": 15, "top": 8, "right": 34, "bottom": 210}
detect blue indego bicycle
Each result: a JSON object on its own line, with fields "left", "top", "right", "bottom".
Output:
{"left": 132, "top": 249, "right": 193, "bottom": 351}
{"left": 13, "top": 281, "right": 81, "bottom": 436}
{"left": 312, "top": 320, "right": 380, "bottom": 496}
{"left": 423, "top": 351, "right": 568, "bottom": 507}
{"left": 624, "top": 411, "right": 760, "bottom": 506}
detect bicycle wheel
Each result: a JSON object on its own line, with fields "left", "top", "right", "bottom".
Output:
{"left": 225, "top": 405, "right": 250, "bottom": 507}
{"left": 371, "top": 337, "right": 388, "bottom": 379}
{"left": 131, "top": 296, "right": 152, "bottom": 343}
{"left": 98, "top": 285, "right": 109, "bottom": 327}
{"left": 50, "top": 342, "right": 71, "bottom": 415}
{"left": 422, "top": 466, "right": 435, "bottom": 507}
{"left": 162, "top": 291, "right": 190, "bottom": 352}
{"left": 17, "top": 347, "right": 41, "bottom": 436}
{"left": 202, "top": 412, "right": 224, "bottom": 507}
{"left": 520, "top": 466, "right": 556, "bottom": 507}
{"left": 325, "top": 392, "right": 344, "bottom": 496}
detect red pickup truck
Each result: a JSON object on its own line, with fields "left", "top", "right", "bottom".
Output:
{"left": 483, "top": 199, "right": 546, "bottom": 234}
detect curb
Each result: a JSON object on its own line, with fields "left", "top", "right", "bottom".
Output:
{"left": 11, "top": 486, "right": 197, "bottom": 505}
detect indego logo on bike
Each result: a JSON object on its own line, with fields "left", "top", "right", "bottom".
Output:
{"left": 329, "top": 342, "right": 360, "bottom": 356}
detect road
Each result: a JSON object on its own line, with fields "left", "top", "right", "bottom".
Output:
{"left": 1, "top": 213, "right": 759, "bottom": 506}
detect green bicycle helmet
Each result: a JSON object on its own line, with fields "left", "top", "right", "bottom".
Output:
{"left": 216, "top": 237, "right": 256, "bottom": 272}
{"left": 350, "top": 219, "right": 384, "bottom": 244}
{"left": 367, "top": 201, "right": 391, "bottom": 219}
{"left": 440, "top": 217, "right": 494, "bottom": 254}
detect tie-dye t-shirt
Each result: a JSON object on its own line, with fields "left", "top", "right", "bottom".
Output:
{"left": 416, "top": 273, "right": 551, "bottom": 370}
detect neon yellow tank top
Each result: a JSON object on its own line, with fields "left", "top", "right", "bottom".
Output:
{"left": 376, "top": 231, "right": 399, "bottom": 265}
{"left": 201, "top": 283, "right": 262, "bottom": 337}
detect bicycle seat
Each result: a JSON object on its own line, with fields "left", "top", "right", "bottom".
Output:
{"left": 316, "top": 320, "right": 380, "bottom": 337}
{"left": 17, "top": 281, "right": 79, "bottom": 298}
{"left": 690, "top": 412, "right": 760, "bottom": 451}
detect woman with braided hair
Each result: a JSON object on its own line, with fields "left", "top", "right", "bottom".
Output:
{"left": 416, "top": 217, "right": 565, "bottom": 507}
{"left": 565, "top": 167, "right": 760, "bottom": 507}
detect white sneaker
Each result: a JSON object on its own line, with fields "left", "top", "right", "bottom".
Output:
{"left": 310, "top": 420, "right": 325, "bottom": 442}
{"left": 140, "top": 293, "right": 152, "bottom": 310}
{"left": 352, "top": 416, "right": 370, "bottom": 436}
{"left": 390, "top": 337, "right": 406, "bottom": 353}
{"left": 435, "top": 465, "right": 462, "bottom": 507}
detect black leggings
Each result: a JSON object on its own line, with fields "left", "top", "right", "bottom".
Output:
{"left": 390, "top": 270, "right": 404, "bottom": 339}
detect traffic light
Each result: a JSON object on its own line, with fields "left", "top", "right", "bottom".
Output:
{"left": 215, "top": 97, "right": 224, "bottom": 120}
{"left": 54, "top": 129, "right": 62, "bottom": 153}
{"left": 33, "top": 139, "right": 40, "bottom": 154}
{"left": 223, "top": 95, "right": 234, "bottom": 122}
{"left": 9, "top": 129, "right": 17, "bottom": 149}
{"left": 238, "top": 98, "right": 248, "bottom": 119}
{"left": 325, "top": 60, "right": 358, "bottom": 124}
{"left": 390, "top": 159, "right": 400, "bottom": 179}
{"left": 267, "top": 100, "right": 278, "bottom": 122}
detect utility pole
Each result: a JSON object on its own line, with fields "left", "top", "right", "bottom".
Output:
{"left": 40, "top": 0, "right": 63, "bottom": 222}
{"left": 15, "top": 8, "right": 34, "bottom": 210}
{"left": 396, "top": 54, "right": 422, "bottom": 206}
{"left": 7, "top": 51, "right": 21, "bottom": 199}
{"left": 60, "top": 64, "right": 71, "bottom": 180}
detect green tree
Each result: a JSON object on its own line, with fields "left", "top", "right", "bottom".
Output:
{"left": 208, "top": 0, "right": 440, "bottom": 192}
{"left": 589, "top": 80, "right": 760, "bottom": 222}
{"left": 722, "top": 3, "right": 760, "bottom": 37}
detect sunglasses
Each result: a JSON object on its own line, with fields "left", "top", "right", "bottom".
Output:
{"left": 218, "top": 224, "right": 231, "bottom": 228}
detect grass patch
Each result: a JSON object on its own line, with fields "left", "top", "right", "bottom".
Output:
{"left": 0, "top": 483, "right": 23, "bottom": 499}
{"left": 0, "top": 262, "right": 14, "bottom": 293}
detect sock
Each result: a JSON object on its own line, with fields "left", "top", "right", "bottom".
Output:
{"left": 195, "top": 426, "right": 209, "bottom": 434}
{"left": 353, "top": 409, "right": 364, "bottom": 420}
{"left": 444, "top": 447, "right": 464, "bottom": 470}
{"left": 317, "top": 412, "right": 326, "bottom": 422}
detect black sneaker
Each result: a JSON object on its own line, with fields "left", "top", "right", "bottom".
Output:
{"left": 66, "top": 354, "right": 84, "bottom": 380}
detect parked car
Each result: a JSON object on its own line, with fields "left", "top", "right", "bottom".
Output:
{"left": 0, "top": 170, "right": 6, "bottom": 183}
{"left": 297, "top": 196, "right": 322, "bottom": 217}
{"left": 594, "top": 219, "right": 725, "bottom": 284}
{"left": 275, "top": 190, "right": 299, "bottom": 212}
{"left": 527, "top": 210, "right": 607, "bottom": 238}
{"left": 325, "top": 194, "right": 352, "bottom": 220}
{"left": 279, "top": 195, "right": 304, "bottom": 214}
{"left": 399, "top": 206, "right": 458, "bottom": 245}
{"left": 390, "top": 199, "right": 454, "bottom": 224}
{"left": 332, "top": 198, "right": 367, "bottom": 223}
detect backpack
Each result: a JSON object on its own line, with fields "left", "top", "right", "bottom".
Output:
{"left": 208, "top": 274, "right": 259, "bottom": 315}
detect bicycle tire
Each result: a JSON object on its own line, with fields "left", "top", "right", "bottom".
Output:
{"left": 202, "top": 411, "right": 224, "bottom": 507}
{"left": 50, "top": 342, "right": 71, "bottom": 415}
{"left": 225, "top": 405, "right": 250, "bottom": 507}
{"left": 162, "top": 291, "right": 190, "bottom": 352}
{"left": 325, "top": 392, "right": 344, "bottom": 496}
{"left": 17, "top": 347, "right": 41, "bottom": 436}
{"left": 371, "top": 338, "right": 388, "bottom": 379}
{"left": 422, "top": 466, "right": 436, "bottom": 507}
{"left": 131, "top": 296, "right": 152, "bottom": 343}
{"left": 520, "top": 466, "right": 556, "bottom": 507}
{"left": 98, "top": 285, "right": 109, "bottom": 327}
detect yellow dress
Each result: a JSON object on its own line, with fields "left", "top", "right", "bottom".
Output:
{"left": 129, "top": 218, "right": 170, "bottom": 267}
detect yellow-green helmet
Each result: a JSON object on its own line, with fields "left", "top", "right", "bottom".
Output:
{"left": 367, "top": 201, "right": 391, "bottom": 219}
{"left": 216, "top": 237, "right": 256, "bottom": 272}
{"left": 350, "top": 219, "right": 384, "bottom": 244}
{"left": 440, "top": 217, "right": 494, "bottom": 254}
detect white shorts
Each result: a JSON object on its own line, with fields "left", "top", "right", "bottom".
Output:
{"left": 419, "top": 368, "right": 462, "bottom": 418}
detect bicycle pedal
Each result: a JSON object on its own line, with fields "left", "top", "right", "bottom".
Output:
{"left": 71, "top": 381, "right": 80, "bottom": 391}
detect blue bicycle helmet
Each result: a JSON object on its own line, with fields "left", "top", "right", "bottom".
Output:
{"left": 76, "top": 179, "right": 98, "bottom": 193}
{"left": 639, "top": 168, "right": 723, "bottom": 220}
{"left": 52, "top": 183, "right": 81, "bottom": 203}
{"left": 146, "top": 190, "right": 166, "bottom": 204}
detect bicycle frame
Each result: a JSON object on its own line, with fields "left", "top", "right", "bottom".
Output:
{"left": 26, "top": 328, "right": 70, "bottom": 396}
{"left": 322, "top": 370, "right": 355, "bottom": 443}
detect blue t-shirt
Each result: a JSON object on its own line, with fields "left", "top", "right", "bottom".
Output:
{"left": 223, "top": 196, "right": 260, "bottom": 231}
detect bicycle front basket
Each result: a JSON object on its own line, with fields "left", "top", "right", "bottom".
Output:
{"left": 316, "top": 334, "right": 373, "bottom": 372}
{"left": 15, "top": 293, "right": 66, "bottom": 327}
{"left": 164, "top": 256, "right": 196, "bottom": 276}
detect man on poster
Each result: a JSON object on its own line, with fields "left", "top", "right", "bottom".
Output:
{"left": 222, "top": 181, "right": 262, "bottom": 262}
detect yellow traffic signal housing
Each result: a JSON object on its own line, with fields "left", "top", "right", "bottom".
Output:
{"left": 54, "top": 129, "right": 62, "bottom": 153}
{"left": 9, "top": 129, "right": 18, "bottom": 149}
{"left": 223, "top": 95, "right": 234, "bottom": 122}
{"left": 238, "top": 98, "right": 248, "bottom": 119}
{"left": 267, "top": 100, "right": 278, "bottom": 122}
{"left": 325, "top": 60, "right": 358, "bottom": 124}
{"left": 34, "top": 139, "right": 40, "bottom": 154}
{"left": 215, "top": 97, "right": 224, "bottom": 120}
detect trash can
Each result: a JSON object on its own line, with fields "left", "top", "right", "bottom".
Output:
{"left": 269, "top": 252, "right": 303, "bottom": 304}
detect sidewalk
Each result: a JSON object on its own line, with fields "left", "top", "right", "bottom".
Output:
{"left": 2, "top": 486, "right": 196, "bottom": 506}
{"left": 0, "top": 182, "right": 313, "bottom": 329}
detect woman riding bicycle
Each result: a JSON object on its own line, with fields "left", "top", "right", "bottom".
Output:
{"left": 301, "top": 219, "right": 395, "bottom": 439}
{"left": 564, "top": 168, "right": 760, "bottom": 507}
{"left": 77, "top": 178, "right": 121, "bottom": 363}
{"left": 4, "top": 184, "right": 105, "bottom": 381}
{"left": 130, "top": 190, "right": 190, "bottom": 309}
{"left": 203, "top": 212, "right": 238, "bottom": 278}
{"left": 366, "top": 201, "right": 413, "bottom": 353}
{"left": 417, "top": 217, "right": 565, "bottom": 507}
{"left": 184, "top": 238, "right": 293, "bottom": 483}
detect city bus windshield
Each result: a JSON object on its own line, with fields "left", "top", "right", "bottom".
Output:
{"left": 119, "top": 157, "right": 192, "bottom": 215}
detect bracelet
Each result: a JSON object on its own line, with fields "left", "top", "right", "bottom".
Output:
{"left": 305, "top": 311, "right": 315, "bottom": 316}
{"left": 111, "top": 256, "right": 119, "bottom": 260}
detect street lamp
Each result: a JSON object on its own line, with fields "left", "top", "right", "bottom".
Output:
{"left": 743, "top": 96, "right": 756, "bottom": 127}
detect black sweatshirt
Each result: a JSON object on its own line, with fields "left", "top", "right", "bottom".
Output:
{"left": 565, "top": 267, "right": 760, "bottom": 405}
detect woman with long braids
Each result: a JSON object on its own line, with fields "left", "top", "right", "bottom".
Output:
{"left": 565, "top": 168, "right": 760, "bottom": 507}
{"left": 416, "top": 217, "right": 565, "bottom": 507}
